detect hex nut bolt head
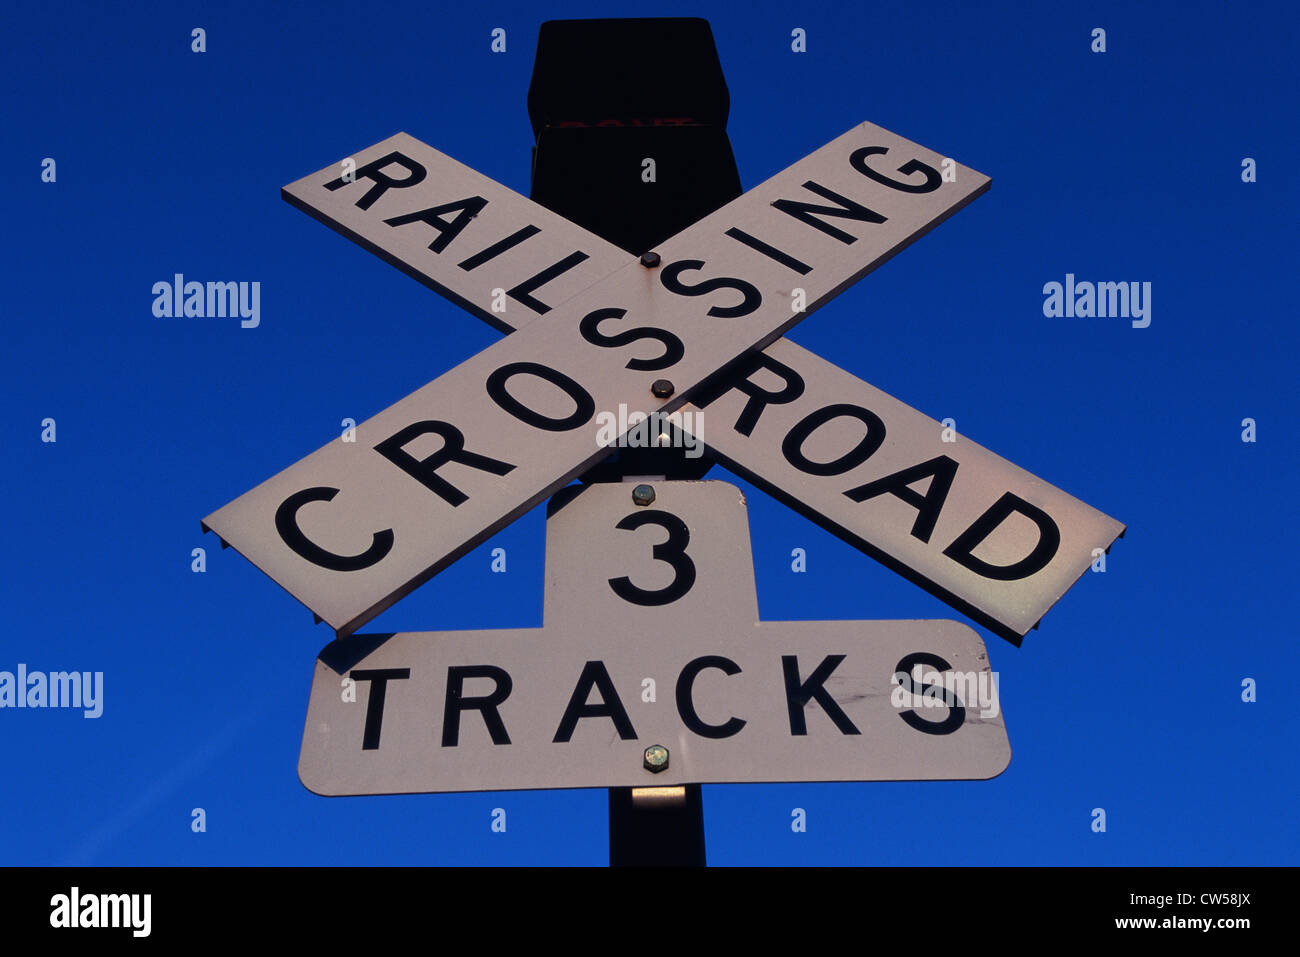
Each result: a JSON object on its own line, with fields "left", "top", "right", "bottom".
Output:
{"left": 632, "top": 484, "right": 656, "bottom": 507}
{"left": 639, "top": 251, "right": 661, "bottom": 268}
{"left": 651, "top": 379, "right": 675, "bottom": 398}
{"left": 644, "top": 744, "right": 670, "bottom": 773}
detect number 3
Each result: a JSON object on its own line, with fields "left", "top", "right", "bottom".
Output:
{"left": 607, "top": 510, "right": 697, "bottom": 606}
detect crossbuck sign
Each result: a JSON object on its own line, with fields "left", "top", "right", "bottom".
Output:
{"left": 203, "top": 121, "right": 1123, "bottom": 648}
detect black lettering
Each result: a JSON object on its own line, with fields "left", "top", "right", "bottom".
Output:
{"left": 782, "top": 403, "right": 886, "bottom": 476}
{"left": 507, "top": 251, "right": 590, "bottom": 314}
{"left": 485, "top": 362, "right": 595, "bottom": 432}
{"left": 383, "top": 196, "right": 488, "bottom": 253}
{"left": 724, "top": 227, "right": 812, "bottom": 275}
{"left": 578, "top": 307, "right": 684, "bottom": 371}
{"left": 352, "top": 668, "right": 411, "bottom": 750}
{"left": 782, "top": 655, "right": 860, "bottom": 736}
{"left": 553, "top": 661, "right": 637, "bottom": 742}
{"left": 275, "top": 486, "right": 394, "bottom": 571}
{"left": 844, "top": 455, "right": 959, "bottom": 543}
{"left": 608, "top": 510, "right": 697, "bottom": 606}
{"left": 660, "top": 259, "right": 762, "bottom": 318}
{"left": 693, "top": 351, "right": 805, "bottom": 436}
{"left": 893, "top": 653, "right": 965, "bottom": 735}
{"left": 850, "top": 146, "right": 942, "bottom": 194}
{"left": 676, "top": 656, "right": 746, "bottom": 739}
{"left": 771, "top": 181, "right": 887, "bottom": 244}
{"left": 442, "top": 665, "right": 513, "bottom": 746}
{"left": 942, "top": 492, "right": 1061, "bottom": 580}
{"left": 374, "top": 421, "right": 515, "bottom": 507}
{"left": 458, "top": 224, "right": 541, "bottom": 271}
{"left": 323, "top": 151, "right": 426, "bottom": 210}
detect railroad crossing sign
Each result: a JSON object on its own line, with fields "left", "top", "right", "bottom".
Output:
{"left": 300, "top": 480, "right": 1010, "bottom": 795}
{"left": 202, "top": 120, "right": 1123, "bottom": 643}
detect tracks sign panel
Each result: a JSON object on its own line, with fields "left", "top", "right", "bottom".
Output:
{"left": 299, "top": 482, "right": 1010, "bottom": 794}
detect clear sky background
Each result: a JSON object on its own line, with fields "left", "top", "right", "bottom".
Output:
{"left": 3, "top": 0, "right": 1296, "bottom": 865}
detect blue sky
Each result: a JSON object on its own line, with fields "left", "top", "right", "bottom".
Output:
{"left": 2, "top": 0, "right": 1296, "bottom": 865}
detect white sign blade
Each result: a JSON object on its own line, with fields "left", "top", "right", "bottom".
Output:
{"left": 683, "top": 338, "right": 1125, "bottom": 642}
{"left": 283, "top": 132, "right": 632, "bottom": 333}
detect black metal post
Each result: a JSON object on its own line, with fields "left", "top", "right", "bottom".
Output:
{"left": 527, "top": 17, "right": 743, "bottom": 866}
{"left": 607, "top": 785, "right": 707, "bottom": 867}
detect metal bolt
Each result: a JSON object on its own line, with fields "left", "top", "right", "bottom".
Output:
{"left": 650, "top": 378, "right": 675, "bottom": 398}
{"left": 639, "top": 251, "right": 661, "bottom": 268}
{"left": 631, "top": 484, "right": 655, "bottom": 507}
{"left": 643, "top": 744, "right": 669, "bottom": 772}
